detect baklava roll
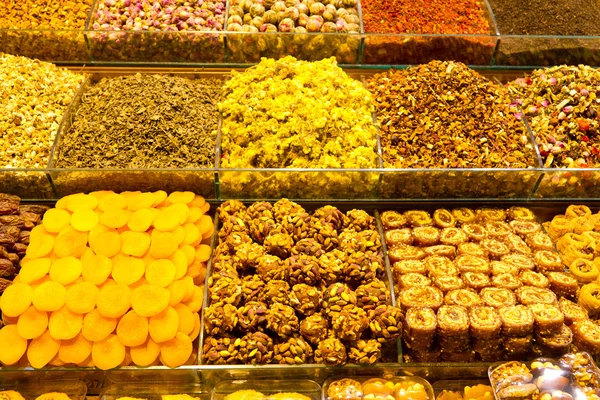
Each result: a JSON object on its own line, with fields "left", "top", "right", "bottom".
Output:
{"left": 516, "top": 286, "right": 558, "bottom": 305}
{"left": 424, "top": 245, "right": 457, "bottom": 260}
{"left": 404, "top": 210, "right": 433, "bottom": 227}
{"left": 502, "top": 254, "right": 536, "bottom": 271}
{"left": 388, "top": 245, "right": 426, "bottom": 263}
{"left": 491, "top": 273, "right": 522, "bottom": 291}
{"left": 481, "top": 238, "right": 510, "bottom": 259}
{"left": 462, "top": 272, "right": 491, "bottom": 291}
{"left": 393, "top": 259, "right": 427, "bottom": 276}
{"left": 529, "top": 303, "right": 564, "bottom": 335}
{"left": 413, "top": 226, "right": 441, "bottom": 247}
{"left": 398, "top": 273, "right": 432, "bottom": 289}
{"left": 504, "top": 233, "right": 533, "bottom": 255}
{"left": 485, "top": 221, "right": 512, "bottom": 239}
{"left": 526, "top": 232, "right": 555, "bottom": 251}
{"left": 480, "top": 287, "right": 517, "bottom": 308}
{"left": 509, "top": 220, "right": 541, "bottom": 238}
{"left": 399, "top": 286, "right": 444, "bottom": 311}
{"left": 433, "top": 209, "right": 456, "bottom": 229}
{"left": 490, "top": 261, "right": 520, "bottom": 276}
{"left": 380, "top": 210, "right": 408, "bottom": 230}
{"left": 425, "top": 256, "right": 459, "bottom": 278}
{"left": 534, "top": 250, "right": 565, "bottom": 272}
{"left": 445, "top": 289, "right": 484, "bottom": 308}
{"left": 462, "top": 223, "right": 488, "bottom": 242}
{"left": 477, "top": 208, "right": 507, "bottom": 222}
{"left": 469, "top": 306, "right": 501, "bottom": 339}
{"left": 571, "top": 319, "right": 600, "bottom": 354}
{"left": 440, "top": 227, "right": 469, "bottom": 246}
{"left": 499, "top": 305, "right": 534, "bottom": 336}
{"left": 455, "top": 254, "right": 490, "bottom": 274}
{"left": 519, "top": 270, "right": 550, "bottom": 288}
{"left": 558, "top": 298, "right": 589, "bottom": 325}
{"left": 403, "top": 307, "right": 437, "bottom": 351}
{"left": 507, "top": 207, "right": 537, "bottom": 222}
{"left": 452, "top": 208, "right": 477, "bottom": 225}
{"left": 457, "top": 242, "right": 488, "bottom": 258}
{"left": 385, "top": 228, "right": 414, "bottom": 247}
{"left": 535, "top": 324, "right": 573, "bottom": 355}
{"left": 432, "top": 275, "right": 465, "bottom": 293}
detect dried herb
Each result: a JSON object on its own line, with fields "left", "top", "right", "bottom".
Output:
{"left": 0, "top": 0, "right": 92, "bottom": 29}
{"left": 56, "top": 74, "right": 222, "bottom": 169}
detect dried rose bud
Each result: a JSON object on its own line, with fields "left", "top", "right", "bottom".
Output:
{"left": 321, "top": 21, "right": 337, "bottom": 32}
{"left": 278, "top": 17, "right": 295, "bottom": 31}
{"left": 272, "top": 1, "right": 287, "bottom": 11}
{"left": 250, "top": 3, "right": 266, "bottom": 16}
{"left": 263, "top": 9, "right": 279, "bottom": 24}
{"left": 309, "top": 2, "right": 325, "bottom": 15}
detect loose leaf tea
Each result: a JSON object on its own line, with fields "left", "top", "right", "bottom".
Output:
{"left": 367, "top": 61, "right": 536, "bottom": 169}
{"left": 56, "top": 74, "right": 222, "bottom": 169}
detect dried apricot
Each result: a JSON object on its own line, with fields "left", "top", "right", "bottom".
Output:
{"left": 186, "top": 259, "right": 204, "bottom": 279}
{"left": 88, "top": 224, "right": 110, "bottom": 246}
{"left": 127, "top": 193, "right": 156, "bottom": 212}
{"left": 169, "top": 204, "right": 190, "bottom": 225}
{"left": 173, "top": 304, "right": 194, "bottom": 336}
{"left": 195, "top": 245, "right": 212, "bottom": 263}
{"left": 197, "top": 215, "right": 213, "bottom": 236}
{"left": 199, "top": 202, "right": 210, "bottom": 215}
{"left": 49, "top": 353, "right": 66, "bottom": 367}
{"left": 146, "top": 259, "right": 176, "bottom": 287}
{"left": 91, "top": 231, "right": 121, "bottom": 258}
{"left": 181, "top": 277, "right": 195, "bottom": 303}
{"left": 59, "top": 333, "right": 92, "bottom": 365}
{"left": 186, "top": 207, "right": 203, "bottom": 224}
{"left": 99, "top": 193, "right": 127, "bottom": 212}
{"left": 32, "top": 281, "right": 67, "bottom": 312}
{"left": 190, "top": 313, "right": 201, "bottom": 341}
{"left": 130, "top": 338, "right": 160, "bottom": 366}
{"left": 169, "top": 249, "right": 188, "bottom": 280}
{"left": 190, "top": 195, "right": 206, "bottom": 208}
{"left": 171, "top": 226, "right": 185, "bottom": 247}
{"left": 100, "top": 209, "right": 131, "bottom": 229}
{"left": 153, "top": 209, "right": 180, "bottom": 232}
{"left": 90, "top": 190, "right": 114, "bottom": 201}
{"left": 168, "top": 192, "right": 195, "bottom": 205}
{"left": 92, "top": 334, "right": 126, "bottom": 370}
{"left": 152, "top": 191, "right": 168, "bottom": 207}
{"left": 0, "top": 325, "right": 27, "bottom": 365}
{"left": 27, "top": 330, "right": 60, "bottom": 368}
{"left": 180, "top": 245, "right": 195, "bottom": 266}
{"left": 131, "top": 284, "right": 170, "bottom": 317}
{"left": 25, "top": 234, "right": 55, "bottom": 259}
{"left": 112, "top": 256, "right": 146, "bottom": 286}
{"left": 184, "top": 285, "right": 204, "bottom": 313}
{"left": 149, "top": 232, "right": 177, "bottom": 258}
{"left": 0, "top": 283, "right": 32, "bottom": 317}
{"left": 48, "top": 306, "right": 83, "bottom": 340}
{"left": 159, "top": 332, "right": 193, "bottom": 368}
{"left": 97, "top": 283, "right": 132, "bottom": 318}
{"left": 128, "top": 209, "right": 154, "bottom": 232}
{"left": 121, "top": 231, "right": 151, "bottom": 257}
{"left": 168, "top": 279, "right": 187, "bottom": 306}
{"left": 66, "top": 282, "right": 99, "bottom": 314}
{"left": 182, "top": 224, "right": 201, "bottom": 247}
{"left": 66, "top": 193, "right": 98, "bottom": 212}
{"left": 54, "top": 228, "right": 88, "bottom": 258}
{"left": 42, "top": 209, "right": 71, "bottom": 233}
{"left": 82, "top": 309, "right": 117, "bottom": 342}
{"left": 17, "top": 306, "right": 48, "bottom": 339}
{"left": 49, "top": 257, "right": 82, "bottom": 285}
{"left": 116, "top": 310, "right": 149, "bottom": 347}
{"left": 71, "top": 208, "right": 100, "bottom": 232}
{"left": 148, "top": 306, "right": 179, "bottom": 343}
{"left": 81, "top": 250, "right": 112, "bottom": 285}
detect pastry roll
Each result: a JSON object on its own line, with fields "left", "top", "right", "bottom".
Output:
{"left": 571, "top": 319, "right": 600, "bottom": 354}
{"left": 535, "top": 324, "right": 573, "bottom": 355}
{"left": 476, "top": 208, "right": 507, "bottom": 222}
{"left": 509, "top": 220, "right": 542, "bottom": 238}
{"left": 455, "top": 254, "right": 490, "bottom": 274}
{"left": 480, "top": 287, "right": 517, "bottom": 308}
{"left": 547, "top": 216, "right": 574, "bottom": 241}
{"left": 485, "top": 221, "right": 512, "bottom": 239}
{"left": 413, "top": 226, "right": 441, "bottom": 247}
{"left": 565, "top": 205, "right": 592, "bottom": 219}
{"left": 558, "top": 298, "right": 589, "bottom": 325}
{"left": 462, "top": 272, "right": 491, "bottom": 291}
{"left": 425, "top": 256, "right": 459, "bottom": 277}
{"left": 433, "top": 209, "right": 456, "bottom": 228}
{"left": 452, "top": 208, "right": 477, "bottom": 225}
{"left": 534, "top": 250, "right": 565, "bottom": 272}
{"left": 398, "top": 273, "right": 432, "bottom": 289}
{"left": 490, "top": 261, "right": 520, "bottom": 276}
{"left": 469, "top": 306, "right": 501, "bottom": 339}
{"left": 481, "top": 238, "right": 510, "bottom": 259}
{"left": 445, "top": 289, "right": 484, "bottom": 308}
{"left": 569, "top": 258, "right": 599, "bottom": 283}
{"left": 519, "top": 270, "right": 550, "bottom": 288}
{"left": 432, "top": 275, "right": 465, "bottom": 293}
{"left": 404, "top": 210, "right": 433, "bottom": 227}
{"left": 458, "top": 242, "right": 488, "bottom": 258}
{"left": 437, "top": 305, "right": 470, "bottom": 336}
{"left": 578, "top": 282, "right": 600, "bottom": 317}
{"left": 516, "top": 286, "right": 558, "bottom": 305}
{"left": 403, "top": 307, "right": 437, "bottom": 351}
{"left": 388, "top": 245, "right": 426, "bottom": 263}
{"left": 380, "top": 211, "right": 408, "bottom": 230}
{"left": 499, "top": 305, "right": 534, "bottom": 336}
{"left": 462, "top": 223, "right": 488, "bottom": 242}
{"left": 526, "top": 232, "right": 555, "bottom": 251}
{"left": 385, "top": 228, "right": 414, "bottom": 247}
{"left": 399, "top": 286, "right": 444, "bottom": 311}
{"left": 502, "top": 254, "right": 536, "bottom": 271}
{"left": 424, "top": 245, "right": 457, "bottom": 260}
{"left": 491, "top": 273, "right": 522, "bottom": 291}
{"left": 393, "top": 259, "right": 427, "bottom": 276}
{"left": 507, "top": 207, "right": 537, "bottom": 222}
{"left": 529, "top": 303, "right": 564, "bottom": 335}
{"left": 503, "top": 233, "right": 533, "bottom": 255}
{"left": 440, "top": 227, "right": 468, "bottom": 246}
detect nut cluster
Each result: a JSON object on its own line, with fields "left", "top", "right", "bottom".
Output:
{"left": 203, "top": 199, "right": 402, "bottom": 365}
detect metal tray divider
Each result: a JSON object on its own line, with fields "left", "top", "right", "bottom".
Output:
{"left": 223, "top": 0, "right": 231, "bottom": 64}
{"left": 214, "top": 115, "right": 223, "bottom": 200}
{"left": 83, "top": 0, "right": 99, "bottom": 63}
{"left": 483, "top": 0, "right": 500, "bottom": 66}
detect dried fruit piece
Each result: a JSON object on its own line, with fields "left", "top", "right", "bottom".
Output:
{"left": 170, "top": 249, "right": 189, "bottom": 280}
{"left": 42, "top": 209, "right": 71, "bottom": 233}
{"left": 32, "top": 281, "right": 67, "bottom": 312}
{"left": 168, "top": 280, "right": 187, "bottom": 306}
{"left": 126, "top": 193, "right": 155, "bottom": 212}
{"left": 130, "top": 338, "right": 161, "bottom": 366}
{"left": 66, "top": 194, "right": 99, "bottom": 212}
{"left": 149, "top": 306, "right": 179, "bottom": 343}
{"left": 132, "top": 284, "right": 171, "bottom": 317}
{"left": 17, "top": 306, "right": 48, "bottom": 339}
{"left": 182, "top": 223, "right": 201, "bottom": 246}
{"left": 195, "top": 244, "right": 212, "bottom": 263}
{"left": 184, "top": 285, "right": 204, "bottom": 313}
{"left": 91, "top": 231, "right": 122, "bottom": 258}
{"left": 127, "top": 209, "right": 154, "bottom": 232}
{"left": 49, "top": 257, "right": 83, "bottom": 285}
{"left": 18, "top": 258, "right": 51, "bottom": 283}
{"left": 100, "top": 209, "right": 131, "bottom": 229}
{"left": 27, "top": 330, "right": 60, "bottom": 368}
{"left": 117, "top": 310, "right": 149, "bottom": 347}
{"left": 145, "top": 259, "right": 176, "bottom": 288}
{"left": 153, "top": 208, "right": 181, "bottom": 232}
{"left": 1, "top": 283, "right": 32, "bottom": 317}
{"left": 0, "top": 325, "right": 27, "bottom": 365}
{"left": 97, "top": 283, "right": 132, "bottom": 318}
{"left": 92, "top": 334, "right": 126, "bottom": 370}
{"left": 121, "top": 231, "right": 151, "bottom": 257}
{"left": 54, "top": 227, "right": 88, "bottom": 258}
{"left": 112, "top": 256, "right": 146, "bottom": 286}
{"left": 48, "top": 307, "right": 83, "bottom": 340}
{"left": 71, "top": 209, "right": 100, "bottom": 232}
{"left": 159, "top": 332, "right": 193, "bottom": 368}
{"left": 82, "top": 309, "right": 117, "bottom": 342}
{"left": 98, "top": 193, "right": 127, "bottom": 212}
{"left": 66, "top": 282, "right": 99, "bottom": 314}
{"left": 81, "top": 250, "right": 112, "bottom": 285}
{"left": 59, "top": 333, "right": 92, "bottom": 364}
{"left": 173, "top": 303, "right": 194, "bottom": 335}
{"left": 168, "top": 192, "right": 195, "bottom": 205}
{"left": 25, "top": 234, "right": 55, "bottom": 259}
{"left": 149, "top": 231, "right": 178, "bottom": 258}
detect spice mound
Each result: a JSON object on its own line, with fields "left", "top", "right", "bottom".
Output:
{"left": 367, "top": 61, "right": 535, "bottom": 169}
{"left": 0, "top": 0, "right": 93, "bottom": 29}
{"left": 56, "top": 74, "right": 222, "bottom": 169}
{"left": 509, "top": 65, "right": 600, "bottom": 168}
{"left": 219, "top": 56, "right": 378, "bottom": 169}
{"left": 361, "top": 0, "right": 490, "bottom": 34}
{"left": 0, "top": 53, "right": 85, "bottom": 169}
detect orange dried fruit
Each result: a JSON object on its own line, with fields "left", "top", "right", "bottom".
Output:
{"left": 180, "top": 245, "right": 195, "bottom": 266}
{"left": 189, "top": 313, "right": 201, "bottom": 341}
{"left": 197, "top": 215, "right": 213, "bottom": 236}
{"left": 49, "top": 256, "right": 83, "bottom": 285}
{"left": 160, "top": 332, "right": 193, "bottom": 368}
{"left": 42, "top": 209, "right": 72, "bottom": 233}
{"left": 153, "top": 208, "right": 180, "bottom": 232}
{"left": 97, "top": 283, "right": 132, "bottom": 318}
{"left": 130, "top": 338, "right": 160, "bottom": 366}
{"left": 98, "top": 193, "right": 127, "bottom": 212}
{"left": 149, "top": 231, "right": 177, "bottom": 258}
{"left": 186, "top": 259, "right": 203, "bottom": 279}
{"left": 186, "top": 207, "right": 203, "bottom": 224}
{"left": 171, "top": 226, "right": 185, "bottom": 247}
{"left": 181, "top": 277, "right": 195, "bottom": 303}
{"left": 66, "top": 282, "right": 99, "bottom": 314}
{"left": 92, "top": 334, "right": 126, "bottom": 370}
{"left": 88, "top": 224, "right": 110, "bottom": 246}
{"left": 199, "top": 202, "right": 210, "bottom": 215}
{"left": 17, "top": 306, "right": 48, "bottom": 339}
{"left": 127, "top": 193, "right": 156, "bottom": 212}
{"left": 71, "top": 208, "right": 100, "bottom": 232}
{"left": 81, "top": 250, "right": 112, "bottom": 285}
{"left": 90, "top": 190, "right": 114, "bottom": 201}
{"left": 184, "top": 285, "right": 204, "bottom": 313}
{"left": 168, "top": 279, "right": 187, "bottom": 306}
{"left": 142, "top": 252, "right": 156, "bottom": 266}
{"left": 100, "top": 209, "right": 131, "bottom": 229}
{"left": 182, "top": 223, "right": 201, "bottom": 246}
{"left": 148, "top": 306, "right": 179, "bottom": 343}
{"left": 26, "top": 234, "right": 55, "bottom": 259}
{"left": 173, "top": 303, "right": 194, "bottom": 336}
{"left": 28, "top": 275, "right": 51, "bottom": 291}
{"left": 32, "top": 281, "right": 67, "bottom": 312}
{"left": 128, "top": 208, "right": 154, "bottom": 232}
{"left": 169, "top": 249, "right": 188, "bottom": 280}
{"left": 82, "top": 309, "right": 117, "bottom": 342}
{"left": 152, "top": 190, "right": 168, "bottom": 207}
{"left": 168, "top": 192, "right": 195, "bottom": 205}
{"left": 55, "top": 196, "right": 70, "bottom": 210}
{"left": 190, "top": 195, "right": 206, "bottom": 208}
{"left": 48, "top": 306, "right": 83, "bottom": 340}
{"left": 66, "top": 193, "right": 99, "bottom": 212}
{"left": 27, "top": 330, "right": 60, "bottom": 368}
{"left": 112, "top": 256, "right": 145, "bottom": 286}
{"left": 54, "top": 228, "right": 88, "bottom": 258}
{"left": 146, "top": 259, "right": 176, "bottom": 288}
{"left": 99, "top": 278, "right": 117, "bottom": 290}
{"left": 121, "top": 348, "right": 132, "bottom": 366}
{"left": 91, "top": 231, "right": 121, "bottom": 258}
{"left": 121, "top": 231, "right": 151, "bottom": 257}
{"left": 116, "top": 310, "right": 149, "bottom": 347}
{"left": 59, "top": 333, "right": 92, "bottom": 365}
{"left": 0, "top": 283, "right": 32, "bottom": 317}
{"left": 131, "top": 284, "right": 170, "bottom": 317}
{"left": 195, "top": 244, "right": 212, "bottom": 263}
{"left": 2, "top": 313, "right": 18, "bottom": 325}
{"left": 0, "top": 325, "right": 27, "bottom": 365}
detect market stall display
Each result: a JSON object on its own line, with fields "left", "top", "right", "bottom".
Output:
{"left": 436, "top": 383, "right": 493, "bottom": 400}
{"left": 324, "top": 376, "right": 433, "bottom": 400}
{"left": 0, "top": 191, "right": 213, "bottom": 369}
{"left": 212, "top": 380, "right": 321, "bottom": 400}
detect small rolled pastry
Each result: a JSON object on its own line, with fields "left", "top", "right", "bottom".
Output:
{"left": 397, "top": 273, "right": 432, "bottom": 289}
{"left": 503, "top": 233, "right": 533, "bottom": 255}
{"left": 534, "top": 250, "right": 565, "bottom": 272}
{"left": 440, "top": 227, "right": 468, "bottom": 246}
{"left": 529, "top": 303, "right": 564, "bottom": 335}
{"left": 393, "top": 259, "right": 427, "bottom": 276}
{"left": 572, "top": 216, "right": 596, "bottom": 236}
{"left": 547, "top": 216, "right": 574, "bottom": 241}
{"left": 462, "top": 223, "right": 488, "bottom": 242}
{"left": 385, "top": 228, "right": 414, "bottom": 247}
{"left": 445, "top": 288, "right": 484, "bottom": 308}
{"left": 455, "top": 254, "right": 490, "bottom": 274}
{"left": 403, "top": 307, "right": 437, "bottom": 351}
{"left": 578, "top": 282, "right": 600, "bottom": 317}
{"left": 412, "top": 226, "right": 441, "bottom": 247}
{"left": 490, "top": 261, "right": 520, "bottom": 276}
{"left": 516, "top": 286, "right": 558, "bottom": 305}
{"left": 388, "top": 245, "right": 426, "bottom": 263}
{"left": 509, "top": 220, "right": 542, "bottom": 237}
{"left": 399, "top": 286, "right": 444, "bottom": 311}
{"left": 565, "top": 204, "right": 592, "bottom": 219}
{"left": 480, "top": 287, "right": 517, "bottom": 308}
{"left": 535, "top": 324, "right": 573, "bottom": 354}
{"left": 491, "top": 273, "right": 522, "bottom": 291}
{"left": 404, "top": 210, "right": 433, "bottom": 227}
{"left": 569, "top": 258, "right": 599, "bottom": 283}
{"left": 499, "top": 305, "right": 534, "bottom": 336}
{"left": 507, "top": 207, "right": 537, "bottom": 222}
{"left": 457, "top": 242, "right": 488, "bottom": 258}
{"left": 433, "top": 209, "right": 456, "bottom": 228}
{"left": 462, "top": 272, "right": 491, "bottom": 291}
{"left": 452, "top": 208, "right": 477, "bottom": 225}
{"left": 558, "top": 298, "right": 589, "bottom": 325}
{"left": 571, "top": 319, "right": 600, "bottom": 354}
{"left": 469, "top": 306, "right": 501, "bottom": 339}
{"left": 423, "top": 245, "right": 457, "bottom": 260}
{"left": 433, "top": 275, "right": 465, "bottom": 293}
{"left": 519, "top": 270, "right": 550, "bottom": 288}
{"left": 502, "top": 254, "right": 536, "bottom": 271}
{"left": 481, "top": 238, "right": 510, "bottom": 259}
{"left": 425, "top": 256, "right": 459, "bottom": 278}
{"left": 526, "top": 232, "right": 555, "bottom": 251}
{"left": 485, "top": 221, "right": 512, "bottom": 238}
{"left": 477, "top": 208, "right": 507, "bottom": 222}
{"left": 380, "top": 210, "right": 408, "bottom": 230}
{"left": 437, "top": 305, "right": 470, "bottom": 337}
